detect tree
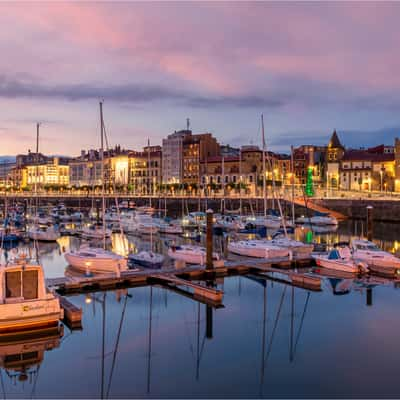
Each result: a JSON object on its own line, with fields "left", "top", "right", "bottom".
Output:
{"left": 305, "top": 167, "right": 314, "bottom": 197}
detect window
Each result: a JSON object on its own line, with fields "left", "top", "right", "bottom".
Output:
{"left": 5, "top": 270, "right": 38, "bottom": 300}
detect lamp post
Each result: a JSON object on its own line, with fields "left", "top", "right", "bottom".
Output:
{"left": 380, "top": 166, "right": 385, "bottom": 193}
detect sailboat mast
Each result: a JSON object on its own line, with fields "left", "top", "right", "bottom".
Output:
{"left": 147, "top": 138, "right": 151, "bottom": 208}
{"left": 290, "top": 145, "right": 295, "bottom": 226}
{"left": 261, "top": 114, "right": 267, "bottom": 218}
{"left": 35, "top": 122, "right": 40, "bottom": 219}
{"left": 239, "top": 148, "right": 242, "bottom": 216}
{"left": 100, "top": 101, "right": 106, "bottom": 250}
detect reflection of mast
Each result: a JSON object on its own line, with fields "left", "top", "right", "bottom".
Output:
{"left": 264, "top": 285, "right": 286, "bottom": 364}
{"left": 101, "top": 292, "right": 106, "bottom": 399}
{"left": 147, "top": 287, "right": 153, "bottom": 394}
{"left": 259, "top": 283, "right": 267, "bottom": 397}
{"left": 290, "top": 287, "right": 294, "bottom": 362}
{"left": 292, "top": 292, "right": 310, "bottom": 361}
{"left": 196, "top": 302, "right": 200, "bottom": 381}
{"left": 106, "top": 294, "right": 129, "bottom": 398}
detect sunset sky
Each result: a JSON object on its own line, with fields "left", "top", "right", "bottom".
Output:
{"left": 1, "top": 2, "right": 400, "bottom": 156}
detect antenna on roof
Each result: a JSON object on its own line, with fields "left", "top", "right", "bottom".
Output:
{"left": 186, "top": 118, "right": 190, "bottom": 131}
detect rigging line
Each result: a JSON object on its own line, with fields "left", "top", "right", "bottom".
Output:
{"left": 0, "top": 369, "right": 6, "bottom": 399}
{"left": 293, "top": 292, "right": 311, "bottom": 358}
{"left": 30, "top": 364, "right": 41, "bottom": 400}
{"left": 264, "top": 285, "right": 287, "bottom": 364}
{"left": 106, "top": 294, "right": 129, "bottom": 399}
{"left": 146, "top": 286, "right": 153, "bottom": 394}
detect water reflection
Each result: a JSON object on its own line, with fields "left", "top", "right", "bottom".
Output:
{"left": 0, "top": 326, "right": 63, "bottom": 397}
{"left": 0, "top": 221, "right": 399, "bottom": 397}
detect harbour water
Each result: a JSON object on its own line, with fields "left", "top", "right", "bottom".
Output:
{"left": 1, "top": 221, "right": 400, "bottom": 398}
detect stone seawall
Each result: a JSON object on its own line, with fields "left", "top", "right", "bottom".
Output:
{"left": 313, "top": 199, "right": 400, "bottom": 222}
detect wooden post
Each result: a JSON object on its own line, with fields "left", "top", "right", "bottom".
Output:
{"left": 96, "top": 199, "right": 100, "bottom": 224}
{"left": 206, "top": 305, "right": 213, "bottom": 339}
{"left": 366, "top": 287, "right": 372, "bottom": 306}
{"left": 206, "top": 209, "right": 214, "bottom": 270}
{"left": 366, "top": 206, "right": 373, "bottom": 241}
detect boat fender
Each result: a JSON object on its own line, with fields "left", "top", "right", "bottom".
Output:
{"left": 358, "top": 263, "right": 368, "bottom": 274}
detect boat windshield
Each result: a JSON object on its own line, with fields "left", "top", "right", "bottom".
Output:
{"left": 357, "top": 244, "right": 380, "bottom": 251}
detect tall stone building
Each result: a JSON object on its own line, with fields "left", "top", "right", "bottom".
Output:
{"left": 326, "top": 130, "right": 345, "bottom": 188}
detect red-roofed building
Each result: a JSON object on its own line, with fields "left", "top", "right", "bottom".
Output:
{"left": 339, "top": 146, "right": 395, "bottom": 191}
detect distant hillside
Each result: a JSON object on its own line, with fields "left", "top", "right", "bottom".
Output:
{"left": 0, "top": 156, "right": 16, "bottom": 163}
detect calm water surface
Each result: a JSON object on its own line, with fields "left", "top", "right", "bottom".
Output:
{"left": 1, "top": 221, "right": 400, "bottom": 398}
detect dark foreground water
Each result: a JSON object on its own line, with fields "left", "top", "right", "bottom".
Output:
{"left": 1, "top": 221, "right": 400, "bottom": 398}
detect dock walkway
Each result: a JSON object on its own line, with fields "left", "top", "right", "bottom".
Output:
{"left": 293, "top": 197, "right": 347, "bottom": 220}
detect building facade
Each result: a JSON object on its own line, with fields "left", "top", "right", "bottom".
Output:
{"left": 129, "top": 146, "right": 162, "bottom": 194}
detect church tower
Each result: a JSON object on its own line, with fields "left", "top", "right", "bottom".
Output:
{"left": 326, "top": 130, "right": 345, "bottom": 189}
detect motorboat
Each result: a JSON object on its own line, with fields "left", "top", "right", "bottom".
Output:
{"left": 64, "top": 245, "right": 128, "bottom": 275}
{"left": 228, "top": 239, "right": 291, "bottom": 258}
{"left": 296, "top": 212, "right": 338, "bottom": 226}
{"left": 81, "top": 225, "right": 112, "bottom": 240}
{"left": 351, "top": 239, "right": 400, "bottom": 270}
{"left": 167, "top": 244, "right": 220, "bottom": 265}
{"left": 312, "top": 245, "right": 368, "bottom": 274}
{"left": 128, "top": 251, "right": 164, "bottom": 269}
{"left": 27, "top": 225, "right": 60, "bottom": 242}
{"left": 0, "top": 256, "right": 63, "bottom": 334}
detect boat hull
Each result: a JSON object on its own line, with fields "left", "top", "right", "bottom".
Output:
{"left": 0, "top": 298, "right": 63, "bottom": 336}
{"left": 64, "top": 253, "right": 128, "bottom": 274}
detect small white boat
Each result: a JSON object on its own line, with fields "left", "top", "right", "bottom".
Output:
{"left": 104, "top": 211, "right": 120, "bottom": 222}
{"left": 351, "top": 239, "right": 400, "bottom": 270}
{"left": 128, "top": 251, "right": 164, "bottom": 269}
{"left": 158, "top": 222, "right": 183, "bottom": 234}
{"left": 81, "top": 225, "right": 112, "bottom": 239}
{"left": 310, "top": 215, "right": 338, "bottom": 226}
{"left": 64, "top": 246, "right": 128, "bottom": 275}
{"left": 228, "top": 239, "right": 291, "bottom": 258}
{"left": 0, "top": 256, "right": 63, "bottom": 334}
{"left": 70, "top": 211, "right": 83, "bottom": 221}
{"left": 27, "top": 225, "right": 60, "bottom": 242}
{"left": 313, "top": 246, "right": 368, "bottom": 274}
{"left": 167, "top": 244, "right": 219, "bottom": 265}
{"left": 121, "top": 213, "right": 159, "bottom": 235}
{"left": 215, "top": 215, "right": 245, "bottom": 231}
{"left": 244, "top": 215, "right": 281, "bottom": 229}
{"left": 181, "top": 212, "right": 206, "bottom": 228}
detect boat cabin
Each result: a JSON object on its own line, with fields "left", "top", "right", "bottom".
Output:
{"left": 0, "top": 261, "right": 47, "bottom": 304}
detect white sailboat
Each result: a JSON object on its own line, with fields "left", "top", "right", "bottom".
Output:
{"left": 64, "top": 102, "right": 127, "bottom": 275}
{"left": 27, "top": 123, "right": 60, "bottom": 242}
{"left": 168, "top": 244, "right": 220, "bottom": 265}
{"left": 129, "top": 139, "right": 165, "bottom": 269}
{"left": 228, "top": 239, "right": 291, "bottom": 258}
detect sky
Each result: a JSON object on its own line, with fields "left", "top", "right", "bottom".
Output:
{"left": 1, "top": 1, "right": 400, "bottom": 156}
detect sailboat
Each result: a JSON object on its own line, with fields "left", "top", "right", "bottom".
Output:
{"left": 64, "top": 102, "right": 128, "bottom": 275}
{"left": 128, "top": 139, "right": 165, "bottom": 269}
{"left": 27, "top": 124, "right": 60, "bottom": 242}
